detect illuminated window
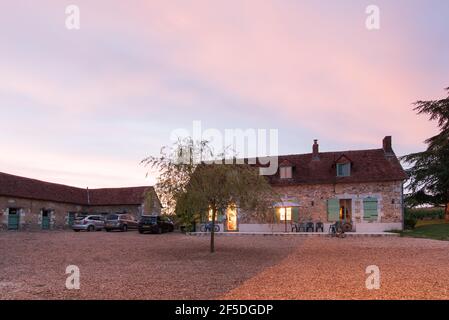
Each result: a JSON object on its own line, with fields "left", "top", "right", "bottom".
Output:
{"left": 279, "top": 207, "right": 292, "bottom": 221}
{"left": 280, "top": 166, "right": 292, "bottom": 179}
{"left": 208, "top": 208, "right": 218, "bottom": 221}
{"left": 226, "top": 205, "right": 238, "bottom": 231}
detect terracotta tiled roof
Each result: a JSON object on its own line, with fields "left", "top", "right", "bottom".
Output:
{"left": 257, "top": 148, "right": 407, "bottom": 186}
{"left": 0, "top": 172, "right": 153, "bottom": 205}
{"left": 88, "top": 187, "right": 151, "bottom": 206}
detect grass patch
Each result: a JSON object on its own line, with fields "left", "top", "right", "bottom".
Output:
{"left": 401, "top": 220, "right": 449, "bottom": 241}
{"left": 416, "top": 219, "right": 447, "bottom": 227}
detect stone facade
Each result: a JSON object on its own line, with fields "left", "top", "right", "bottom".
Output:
{"left": 0, "top": 196, "right": 81, "bottom": 231}
{"left": 0, "top": 192, "right": 161, "bottom": 231}
{"left": 273, "top": 180, "right": 403, "bottom": 223}
{"left": 235, "top": 180, "right": 404, "bottom": 232}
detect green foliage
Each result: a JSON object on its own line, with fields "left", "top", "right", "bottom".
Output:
{"left": 400, "top": 221, "right": 449, "bottom": 241}
{"left": 142, "top": 138, "right": 278, "bottom": 252}
{"left": 141, "top": 138, "right": 213, "bottom": 215}
{"left": 405, "top": 207, "right": 445, "bottom": 220}
{"left": 401, "top": 87, "right": 449, "bottom": 218}
{"left": 404, "top": 217, "right": 418, "bottom": 230}
{"left": 179, "top": 162, "right": 276, "bottom": 223}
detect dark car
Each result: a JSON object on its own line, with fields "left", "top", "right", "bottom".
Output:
{"left": 138, "top": 215, "right": 174, "bottom": 234}
{"left": 104, "top": 213, "right": 138, "bottom": 232}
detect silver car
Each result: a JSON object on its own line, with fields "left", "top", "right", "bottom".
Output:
{"left": 72, "top": 215, "right": 105, "bottom": 232}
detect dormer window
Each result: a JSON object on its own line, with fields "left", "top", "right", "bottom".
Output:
{"left": 280, "top": 166, "right": 292, "bottom": 179}
{"left": 337, "top": 163, "right": 351, "bottom": 177}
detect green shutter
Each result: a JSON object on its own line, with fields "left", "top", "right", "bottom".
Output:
{"left": 327, "top": 199, "right": 340, "bottom": 222}
{"left": 217, "top": 209, "right": 223, "bottom": 222}
{"left": 274, "top": 208, "right": 281, "bottom": 223}
{"left": 292, "top": 207, "right": 299, "bottom": 223}
{"left": 68, "top": 213, "right": 76, "bottom": 226}
{"left": 7, "top": 210, "right": 20, "bottom": 230}
{"left": 363, "top": 197, "right": 378, "bottom": 220}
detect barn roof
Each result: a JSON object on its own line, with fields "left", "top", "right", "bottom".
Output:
{"left": 0, "top": 172, "right": 153, "bottom": 205}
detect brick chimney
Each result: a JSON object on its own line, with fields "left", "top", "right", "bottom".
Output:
{"left": 382, "top": 136, "right": 394, "bottom": 155}
{"left": 86, "top": 187, "right": 90, "bottom": 205}
{"left": 312, "top": 139, "right": 319, "bottom": 160}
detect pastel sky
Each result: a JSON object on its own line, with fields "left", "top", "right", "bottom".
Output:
{"left": 0, "top": 0, "right": 448, "bottom": 188}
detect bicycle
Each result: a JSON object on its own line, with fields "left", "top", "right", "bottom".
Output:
{"left": 329, "top": 221, "right": 347, "bottom": 238}
{"left": 200, "top": 222, "right": 220, "bottom": 232}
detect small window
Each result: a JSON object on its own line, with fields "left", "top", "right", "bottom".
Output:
{"left": 336, "top": 163, "right": 351, "bottom": 177}
{"left": 280, "top": 166, "right": 292, "bottom": 179}
{"left": 279, "top": 207, "right": 292, "bottom": 221}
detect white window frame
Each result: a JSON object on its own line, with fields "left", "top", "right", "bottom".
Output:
{"left": 337, "top": 163, "right": 351, "bottom": 177}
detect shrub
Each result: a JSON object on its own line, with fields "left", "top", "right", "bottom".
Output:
{"left": 405, "top": 207, "right": 444, "bottom": 220}
{"left": 404, "top": 217, "right": 418, "bottom": 230}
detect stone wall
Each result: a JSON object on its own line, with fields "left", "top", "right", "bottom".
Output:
{"left": 0, "top": 191, "right": 161, "bottom": 231}
{"left": 238, "top": 180, "right": 404, "bottom": 231}
{"left": 0, "top": 196, "right": 82, "bottom": 231}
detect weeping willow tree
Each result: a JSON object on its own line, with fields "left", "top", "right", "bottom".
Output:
{"left": 177, "top": 162, "right": 277, "bottom": 252}
{"left": 142, "top": 138, "right": 211, "bottom": 216}
{"left": 142, "top": 138, "right": 278, "bottom": 253}
{"left": 401, "top": 87, "right": 449, "bottom": 219}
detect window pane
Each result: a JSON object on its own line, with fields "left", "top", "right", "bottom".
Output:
{"left": 280, "top": 167, "right": 292, "bottom": 179}
{"left": 279, "top": 207, "right": 285, "bottom": 220}
{"left": 279, "top": 207, "right": 292, "bottom": 221}
{"left": 337, "top": 164, "right": 343, "bottom": 176}
{"left": 337, "top": 163, "right": 350, "bottom": 177}
{"left": 342, "top": 163, "right": 350, "bottom": 176}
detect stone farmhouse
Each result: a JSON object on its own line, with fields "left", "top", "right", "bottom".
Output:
{"left": 0, "top": 173, "right": 161, "bottom": 231}
{"left": 217, "top": 136, "right": 407, "bottom": 233}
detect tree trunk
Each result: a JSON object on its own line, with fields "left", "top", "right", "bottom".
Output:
{"left": 210, "top": 209, "right": 216, "bottom": 253}
{"left": 445, "top": 203, "right": 449, "bottom": 221}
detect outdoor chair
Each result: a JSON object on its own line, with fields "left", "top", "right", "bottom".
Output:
{"left": 306, "top": 222, "right": 314, "bottom": 232}
{"left": 329, "top": 221, "right": 342, "bottom": 233}
{"left": 315, "top": 222, "right": 324, "bottom": 232}
{"left": 297, "top": 222, "right": 306, "bottom": 232}
{"left": 291, "top": 223, "right": 299, "bottom": 232}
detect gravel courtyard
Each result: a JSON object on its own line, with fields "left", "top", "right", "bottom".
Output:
{"left": 1, "top": 231, "right": 449, "bottom": 300}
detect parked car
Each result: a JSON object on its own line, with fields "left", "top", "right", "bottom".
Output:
{"left": 72, "top": 215, "right": 104, "bottom": 232}
{"left": 138, "top": 215, "right": 174, "bottom": 234}
{"left": 104, "top": 213, "right": 138, "bottom": 232}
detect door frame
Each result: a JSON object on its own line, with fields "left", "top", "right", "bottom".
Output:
{"left": 225, "top": 206, "right": 238, "bottom": 232}
{"left": 339, "top": 199, "right": 353, "bottom": 223}
{"left": 7, "top": 207, "right": 20, "bottom": 230}
{"left": 41, "top": 209, "right": 51, "bottom": 230}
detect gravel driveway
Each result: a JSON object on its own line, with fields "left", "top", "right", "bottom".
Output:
{"left": 0, "top": 231, "right": 299, "bottom": 299}
{"left": 1, "top": 231, "right": 449, "bottom": 299}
